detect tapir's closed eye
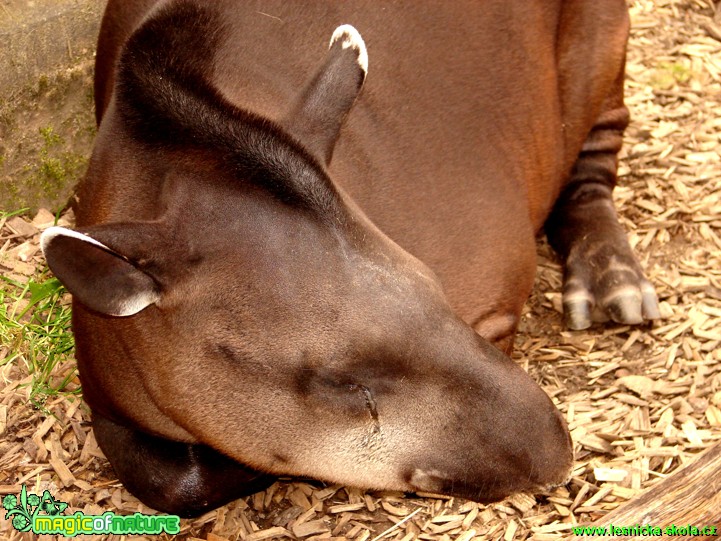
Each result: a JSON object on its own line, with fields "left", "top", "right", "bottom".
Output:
{"left": 346, "top": 383, "right": 379, "bottom": 421}
{"left": 297, "top": 368, "right": 379, "bottom": 421}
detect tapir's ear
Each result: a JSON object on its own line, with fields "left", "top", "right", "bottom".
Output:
{"left": 283, "top": 24, "right": 368, "bottom": 164}
{"left": 40, "top": 226, "right": 161, "bottom": 317}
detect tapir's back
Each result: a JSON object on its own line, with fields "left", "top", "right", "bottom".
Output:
{"left": 94, "top": 0, "right": 629, "bottom": 342}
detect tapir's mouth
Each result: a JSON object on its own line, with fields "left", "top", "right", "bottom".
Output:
{"left": 405, "top": 468, "right": 511, "bottom": 503}
{"left": 405, "top": 453, "right": 574, "bottom": 504}
{"left": 407, "top": 468, "right": 447, "bottom": 494}
{"left": 542, "top": 460, "right": 575, "bottom": 492}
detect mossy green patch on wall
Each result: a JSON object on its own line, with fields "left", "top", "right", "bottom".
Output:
{"left": 0, "top": 62, "right": 96, "bottom": 213}
{"left": 24, "top": 126, "right": 89, "bottom": 207}
{"left": 1, "top": 0, "right": 104, "bottom": 214}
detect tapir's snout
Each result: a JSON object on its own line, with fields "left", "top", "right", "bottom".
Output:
{"left": 411, "top": 391, "right": 574, "bottom": 503}
{"left": 279, "top": 247, "right": 579, "bottom": 504}
{"left": 404, "top": 401, "right": 573, "bottom": 503}
{"left": 375, "top": 322, "right": 575, "bottom": 504}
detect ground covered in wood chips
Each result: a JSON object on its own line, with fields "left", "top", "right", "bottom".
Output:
{"left": 2, "top": 0, "right": 721, "bottom": 539}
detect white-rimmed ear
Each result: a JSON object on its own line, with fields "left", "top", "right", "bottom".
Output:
{"left": 283, "top": 24, "right": 368, "bottom": 164}
{"left": 41, "top": 226, "right": 160, "bottom": 316}
{"left": 330, "top": 24, "right": 368, "bottom": 74}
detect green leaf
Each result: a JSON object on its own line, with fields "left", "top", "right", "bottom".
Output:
{"left": 19, "top": 485, "right": 27, "bottom": 511}
{"left": 18, "top": 278, "right": 64, "bottom": 318}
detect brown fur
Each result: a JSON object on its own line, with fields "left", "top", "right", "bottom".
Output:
{"left": 41, "top": 0, "right": 657, "bottom": 516}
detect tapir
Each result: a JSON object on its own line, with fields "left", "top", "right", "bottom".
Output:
{"left": 41, "top": 0, "right": 659, "bottom": 517}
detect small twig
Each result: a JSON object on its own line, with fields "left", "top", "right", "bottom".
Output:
{"left": 256, "top": 11, "right": 282, "bottom": 23}
{"left": 369, "top": 507, "right": 423, "bottom": 541}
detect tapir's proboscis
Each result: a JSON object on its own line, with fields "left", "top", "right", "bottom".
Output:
{"left": 41, "top": 0, "right": 660, "bottom": 517}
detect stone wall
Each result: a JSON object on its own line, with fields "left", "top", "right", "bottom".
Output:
{"left": 0, "top": 0, "right": 107, "bottom": 212}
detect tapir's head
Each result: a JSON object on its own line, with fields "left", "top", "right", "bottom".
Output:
{"left": 42, "top": 3, "right": 572, "bottom": 505}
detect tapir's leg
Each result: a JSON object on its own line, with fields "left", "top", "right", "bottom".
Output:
{"left": 93, "top": 413, "right": 276, "bottom": 517}
{"left": 545, "top": 68, "right": 660, "bottom": 331}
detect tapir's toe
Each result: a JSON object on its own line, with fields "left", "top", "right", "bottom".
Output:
{"left": 562, "top": 242, "right": 660, "bottom": 330}
{"left": 563, "top": 288, "right": 594, "bottom": 330}
{"left": 641, "top": 280, "right": 661, "bottom": 320}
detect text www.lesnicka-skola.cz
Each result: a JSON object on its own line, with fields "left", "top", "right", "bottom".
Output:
{"left": 573, "top": 524, "right": 718, "bottom": 536}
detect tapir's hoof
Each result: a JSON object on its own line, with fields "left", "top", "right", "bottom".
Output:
{"left": 562, "top": 240, "right": 660, "bottom": 331}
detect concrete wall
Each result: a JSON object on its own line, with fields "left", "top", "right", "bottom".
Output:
{"left": 0, "top": 0, "right": 107, "bottom": 213}
{"left": 1, "top": 0, "right": 105, "bottom": 95}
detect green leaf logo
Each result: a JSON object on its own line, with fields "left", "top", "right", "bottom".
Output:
{"left": 4, "top": 486, "right": 68, "bottom": 533}
{"left": 4, "top": 486, "right": 33, "bottom": 532}
{"left": 39, "top": 491, "right": 68, "bottom": 515}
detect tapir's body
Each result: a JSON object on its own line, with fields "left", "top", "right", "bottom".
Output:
{"left": 42, "top": 0, "right": 659, "bottom": 516}
{"left": 89, "top": 0, "right": 637, "bottom": 347}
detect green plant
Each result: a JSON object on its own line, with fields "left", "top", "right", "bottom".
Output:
{"left": 650, "top": 61, "right": 692, "bottom": 90}
{"left": 0, "top": 211, "right": 79, "bottom": 407}
{"left": 39, "top": 126, "right": 63, "bottom": 148}
{"left": 20, "top": 127, "right": 89, "bottom": 203}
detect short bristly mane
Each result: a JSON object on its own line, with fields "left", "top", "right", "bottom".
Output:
{"left": 116, "top": 0, "right": 345, "bottom": 220}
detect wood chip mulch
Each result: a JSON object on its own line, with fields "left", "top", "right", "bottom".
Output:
{"left": 1, "top": 0, "right": 720, "bottom": 539}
